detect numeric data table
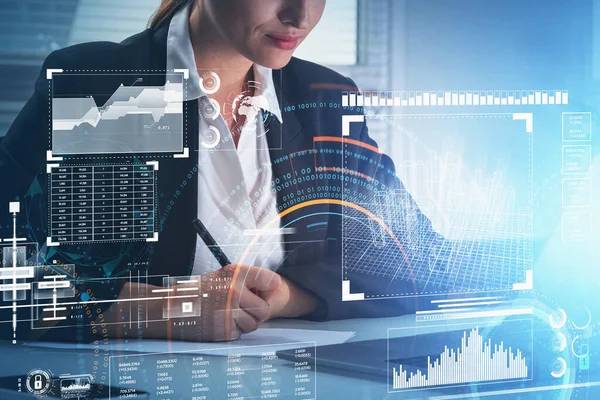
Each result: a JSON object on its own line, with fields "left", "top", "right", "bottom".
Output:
{"left": 49, "top": 164, "right": 157, "bottom": 244}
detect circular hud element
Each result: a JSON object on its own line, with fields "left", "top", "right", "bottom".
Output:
{"left": 199, "top": 97, "right": 221, "bottom": 121}
{"left": 200, "top": 71, "right": 221, "bottom": 94}
{"left": 26, "top": 369, "right": 52, "bottom": 396}
{"left": 551, "top": 331, "right": 567, "bottom": 352}
{"left": 549, "top": 308, "right": 567, "bottom": 329}
{"left": 550, "top": 357, "right": 567, "bottom": 378}
{"left": 200, "top": 126, "right": 221, "bottom": 149}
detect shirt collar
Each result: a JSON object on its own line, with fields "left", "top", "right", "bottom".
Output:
{"left": 166, "top": 3, "right": 283, "bottom": 123}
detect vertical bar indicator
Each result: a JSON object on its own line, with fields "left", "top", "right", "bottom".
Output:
{"left": 357, "top": 91, "right": 364, "bottom": 106}
{"left": 364, "top": 91, "right": 372, "bottom": 107}
{"left": 342, "top": 91, "right": 349, "bottom": 107}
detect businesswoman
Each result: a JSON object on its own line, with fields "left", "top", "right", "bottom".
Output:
{"left": 0, "top": 0, "right": 432, "bottom": 342}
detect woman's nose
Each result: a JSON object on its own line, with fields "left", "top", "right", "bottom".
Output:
{"left": 279, "top": 0, "right": 311, "bottom": 30}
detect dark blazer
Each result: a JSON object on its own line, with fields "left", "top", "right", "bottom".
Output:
{"left": 0, "top": 14, "right": 437, "bottom": 340}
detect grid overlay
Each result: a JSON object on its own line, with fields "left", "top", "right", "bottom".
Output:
{"left": 343, "top": 205, "right": 532, "bottom": 295}
{"left": 342, "top": 114, "right": 533, "bottom": 299}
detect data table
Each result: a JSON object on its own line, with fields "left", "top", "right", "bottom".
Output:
{"left": 49, "top": 164, "right": 157, "bottom": 243}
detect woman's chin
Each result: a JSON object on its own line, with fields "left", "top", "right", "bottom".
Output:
{"left": 253, "top": 52, "right": 295, "bottom": 70}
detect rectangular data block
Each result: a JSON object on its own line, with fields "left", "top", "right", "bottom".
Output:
{"left": 48, "top": 164, "right": 157, "bottom": 244}
{"left": 562, "top": 212, "right": 591, "bottom": 242}
{"left": 562, "top": 178, "right": 592, "bottom": 208}
{"left": 37, "top": 281, "right": 72, "bottom": 290}
{"left": 0, "top": 283, "right": 31, "bottom": 292}
{"left": 109, "top": 343, "right": 317, "bottom": 399}
{"left": 0, "top": 267, "right": 33, "bottom": 279}
{"left": 562, "top": 112, "right": 592, "bottom": 142}
{"left": 562, "top": 145, "right": 592, "bottom": 174}
{"left": 52, "top": 72, "right": 185, "bottom": 156}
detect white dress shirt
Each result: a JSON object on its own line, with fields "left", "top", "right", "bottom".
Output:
{"left": 166, "top": 4, "right": 284, "bottom": 275}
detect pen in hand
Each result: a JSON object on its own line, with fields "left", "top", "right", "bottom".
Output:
{"left": 192, "top": 218, "right": 232, "bottom": 268}
{"left": 192, "top": 219, "right": 264, "bottom": 297}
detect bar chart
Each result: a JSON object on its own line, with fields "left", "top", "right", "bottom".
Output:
{"left": 341, "top": 89, "right": 568, "bottom": 108}
{"left": 388, "top": 320, "right": 532, "bottom": 392}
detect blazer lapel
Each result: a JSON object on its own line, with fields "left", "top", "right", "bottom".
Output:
{"left": 144, "top": 22, "right": 200, "bottom": 277}
{"left": 266, "top": 70, "right": 331, "bottom": 260}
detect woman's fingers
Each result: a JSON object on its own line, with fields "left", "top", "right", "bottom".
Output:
{"left": 232, "top": 308, "right": 260, "bottom": 334}
{"left": 242, "top": 266, "right": 282, "bottom": 293}
{"left": 238, "top": 287, "right": 271, "bottom": 322}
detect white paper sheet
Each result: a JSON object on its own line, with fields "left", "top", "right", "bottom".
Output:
{"left": 26, "top": 328, "right": 356, "bottom": 357}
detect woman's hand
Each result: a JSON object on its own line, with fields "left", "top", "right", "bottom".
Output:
{"left": 264, "top": 276, "right": 318, "bottom": 320}
{"left": 198, "top": 264, "right": 282, "bottom": 341}
{"left": 102, "top": 265, "right": 282, "bottom": 342}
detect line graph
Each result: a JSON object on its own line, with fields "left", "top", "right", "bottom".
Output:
{"left": 51, "top": 73, "right": 184, "bottom": 155}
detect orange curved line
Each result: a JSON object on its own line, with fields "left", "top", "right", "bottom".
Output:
{"left": 321, "top": 167, "right": 374, "bottom": 182}
{"left": 314, "top": 136, "right": 381, "bottom": 154}
{"left": 226, "top": 199, "right": 413, "bottom": 334}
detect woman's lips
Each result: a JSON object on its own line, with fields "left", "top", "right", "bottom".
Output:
{"left": 265, "top": 34, "right": 301, "bottom": 50}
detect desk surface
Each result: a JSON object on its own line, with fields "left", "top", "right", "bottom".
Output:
{"left": 0, "top": 314, "right": 593, "bottom": 399}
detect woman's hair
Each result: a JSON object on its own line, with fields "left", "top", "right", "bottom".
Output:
{"left": 150, "top": 0, "right": 193, "bottom": 29}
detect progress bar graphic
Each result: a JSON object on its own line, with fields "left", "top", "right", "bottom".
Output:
{"left": 342, "top": 89, "right": 569, "bottom": 107}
